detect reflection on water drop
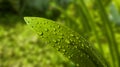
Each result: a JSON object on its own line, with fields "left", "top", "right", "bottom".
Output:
{"left": 59, "top": 36, "right": 63, "bottom": 39}
{"left": 76, "top": 37, "right": 79, "bottom": 39}
{"left": 39, "top": 32, "right": 43, "bottom": 36}
{"left": 74, "top": 46, "right": 78, "bottom": 48}
{"left": 70, "top": 34, "right": 74, "bottom": 37}
{"left": 62, "top": 49, "right": 66, "bottom": 52}
{"left": 76, "top": 63, "right": 79, "bottom": 67}
{"left": 65, "top": 39, "right": 70, "bottom": 44}
{"left": 58, "top": 25, "right": 60, "bottom": 28}
{"left": 68, "top": 56, "right": 71, "bottom": 59}
{"left": 45, "top": 28, "right": 48, "bottom": 32}
{"left": 53, "top": 28, "right": 56, "bottom": 31}
{"left": 53, "top": 39, "right": 57, "bottom": 43}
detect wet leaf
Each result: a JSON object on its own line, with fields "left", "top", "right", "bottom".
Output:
{"left": 24, "top": 17, "right": 108, "bottom": 67}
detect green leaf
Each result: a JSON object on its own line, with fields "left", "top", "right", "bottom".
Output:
{"left": 24, "top": 17, "right": 107, "bottom": 67}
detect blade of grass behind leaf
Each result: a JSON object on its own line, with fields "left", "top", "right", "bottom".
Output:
{"left": 95, "top": 0, "right": 120, "bottom": 67}
{"left": 75, "top": 0, "right": 104, "bottom": 55}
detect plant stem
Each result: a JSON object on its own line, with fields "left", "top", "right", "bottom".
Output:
{"left": 76, "top": 0, "right": 104, "bottom": 54}
{"left": 95, "top": 0, "right": 120, "bottom": 67}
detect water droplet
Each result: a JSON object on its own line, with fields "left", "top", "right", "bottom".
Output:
{"left": 80, "top": 54, "right": 83, "bottom": 57}
{"left": 65, "top": 39, "right": 70, "bottom": 44}
{"left": 56, "top": 48, "right": 60, "bottom": 51}
{"left": 47, "top": 41, "right": 50, "bottom": 43}
{"left": 53, "top": 32, "right": 57, "bottom": 35}
{"left": 70, "top": 38, "right": 73, "bottom": 42}
{"left": 66, "top": 45, "right": 69, "bottom": 48}
{"left": 39, "top": 32, "right": 43, "bottom": 36}
{"left": 87, "top": 55, "right": 89, "bottom": 58}
{"left": 27, "top": 21, "right": 30, "bottom": 23}
{"left": 76, "top": 37, "right": 79, "bottom": 39}
{"left": 37, "top": 22, "right": 39, "bottom": 24}
{"left": 51, "top": 44, "right": 55, "bottom": 47}
{"left": 58, "top": 30, "right": 60, "bottom": 32}
{"left": 60, "top": 33, "right": 63, "bottom": 36}
{"left": 78, "top": 40, "right": 81, "bottom": 43}
{"left": 46, "top": 21, "right": 48, "bottom": 23}
{"left": 57, "top": 46, "right": 61, "bottom": 51}
{"left": 58, "top": 39, "right": 61, "bottom": 42}
{"left": 68, "top": 56, "right": 71, "bottom": 59}
{"left": 59, "top": 36, "right": 63, "bottom": 39}
{"left": 58, "top": 46, "right": 61, "bottom": 49}
{"left": 73, "top": 42, "right": 75, "bottom": 45}
{"left": 53, "top": 39, "right": 57, "bottom": 43}
{"left": 58, "top": 25, "right": 60, "bottom": 28}
{"left": 74, "top": 46, "right": 78, "bottom": 48}
{"left": 70, "top": 34, "right": 74, "bottom": 37}
{"left": 62, "top": 52, "right": 65, "bottom": 55}
{"left": 71, "top": 54, "right": 73, "bottom": 57}
{"left": 86, "top": 45, "right": 89, "bottom": 48}
{"left": 45, "top": 28, "right": 48, "bottom": 32}
{"left": 76, "top": 63, "right": 79, "bottom": 67}
{"left": 62, "top": 49, "right": 66, "bottom": 52}
{"left": 53, "top": 28, "right": 56, "bottom": 31}
{"left": 81, "top": 43, "right": 84, "bottom": 47}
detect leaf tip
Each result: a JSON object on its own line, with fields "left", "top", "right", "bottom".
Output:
{"left": 24, "top": 17, "right": 29, "bottom": 23}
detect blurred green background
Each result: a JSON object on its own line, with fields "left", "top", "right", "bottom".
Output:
{"left": 0, "top": 0, "right": 120, "bottom": 67}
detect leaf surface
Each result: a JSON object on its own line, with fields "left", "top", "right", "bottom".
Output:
{"left": 24, "top": 17, "right": 107, "bottom": 67}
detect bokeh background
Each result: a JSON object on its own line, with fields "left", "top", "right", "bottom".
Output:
{"left": 0, "top": 0, "right": 120, "bottom": 67}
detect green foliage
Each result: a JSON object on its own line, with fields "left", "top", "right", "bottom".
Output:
{"left": 0, "top": 0, "right": 120, "bottom": 67}
{"left": 24, "top": 17, "right": 108, "bottom": 67}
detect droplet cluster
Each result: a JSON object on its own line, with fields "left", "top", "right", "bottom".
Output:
{"left": 24, "top": 17, "right": 106, "bottom": 67}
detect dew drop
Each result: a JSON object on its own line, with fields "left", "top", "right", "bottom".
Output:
{"left": 86, "top": 46, "right": 89, "bottom": 48}
{"left": 70, "top": 38, "right": 73, "bottom": 42}
{"left": 37, "top": 22, "right": 39, "bottom": 24}
{"left": 59, "top": 36, "right": 63, "bottom": 39}
{"left": 62, "top": 49, "right": 66, "bottom": 52}
{"left": 70, "top": 34, "right": 74, "bottom": 37}
{"left": 57, "top": 39, "right": 61, "bottom": 42}
{"left": 51, "top": 44, "right": 55, "bottom": 47}
{"left": 81, "top": 43, "right": 84, "bottom": 47}
{"left": 58, "top": 46, "right": 61, "bottom": 49}
{"left": 76, "top": 64, "right": 79, "bottom": 67}
{"left": 71, "top": 54, "right": 73, "bottom": 57}
{"left": 27, "top": 21, "right": 30, "bottom": 23}
{"left": 74, "top": 46, "right": 78, "bottom": 48}
{"left": 76, "top": 37, "right": 79, "bottom": 39}
{"left": 53, "top": 39, "right": 57, "bottom": 43}
{"left": 66, "top": 45, "right": 69, "bottom": 48}
{"left": 78, "top": 40, "right": 81, "bottom": 43}
{"left": 39, "top": 32, "right": 43, "bottom": 36}
{"left": 32, "top": 26, "right": 34, "bottom": 28}
{"left": 80, "top": 54, "right": 83, "bottom": 57}
{"left": 46, "top": 21, "right": 48, "bottom": 23}
{"left": 56, "top": 48, "right": 60, "bottom": 51}
{"left": 60, "top": 33, "right": 63, "bottom": 36}
{"left": 53, "top": 32, "right": 57, "bottom": 35}
{"left": 53, "top": 28, "right": 56, "bottom": 31}
{"left": 58, "top": 25, "right": 60, "bottom": 28}
{"left": 68, "top": 56, "right": 71, "bottom": 59}
{"left": 87, "top": 55, "right": 89, "bottom": 58}
{"left": 57, "top": 46, "right": 61, "bottom": 51}
{"left": 65, "top": 39, "right": 70, "bottom": 44}
{"left": 62, "top": 52, "right": 65, "bottom": 55}
{"left": 45, "top": 28, "right": 48, "bottom": 32}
